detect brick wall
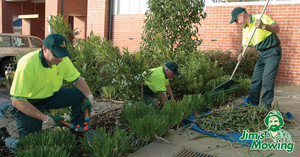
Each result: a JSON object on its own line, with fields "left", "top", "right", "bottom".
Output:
{"left": 45, "top": 0, "right": 59, "bottom": 37}
{"left": 112, "top": 3, "right": 300, "bottom": 85}
{"left": 200, "top": 3, "right": 300, "bottom": 84}
{"left": 2, "top": 1, "right": 45, "bottom": 39}
{"left": 112, "top": 14, "right": 145, "bottom": 52}
{"left": 87, "top": 0, "right": 109, "bottom": 38}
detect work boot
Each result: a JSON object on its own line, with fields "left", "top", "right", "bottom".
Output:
{"left": 0, "top": 127, "right": 10, "bottom": 145}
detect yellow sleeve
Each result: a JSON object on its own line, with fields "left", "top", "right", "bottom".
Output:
{"left": 10, "top": 65, "right": 32, "bottom": 98}
{"left": 62, "top": 57, "right": 80, "bottom": 82}
{"left": 261, "top": 14, "right": 276, "bottom": 25}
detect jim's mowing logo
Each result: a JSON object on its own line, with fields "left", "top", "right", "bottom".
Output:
{"left": 240, "top": 110, "right": 294, "bottom": 153}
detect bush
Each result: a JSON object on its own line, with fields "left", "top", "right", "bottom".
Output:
{"left": 81, "top": 127, "right": 134, "bottom": 157}
{"left": 17, "top": 130, "right": 77, "bottom": 157}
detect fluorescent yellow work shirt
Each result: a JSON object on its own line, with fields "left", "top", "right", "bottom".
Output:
{"left": 10, "top": 49, "right": 80, "bottom": 100}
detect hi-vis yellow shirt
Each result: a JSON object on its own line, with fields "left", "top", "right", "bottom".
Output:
{"left": 10, "top": 49, "right": 80, "bottom": 100}
{"left": 143, "top": 66, "right": 169, "bottom": 93}
{"left": 243, "top": 14, "right": 280, "bottom": 50}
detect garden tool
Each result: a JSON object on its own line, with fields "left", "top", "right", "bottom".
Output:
{"left": 59, "top": 108, "right": 104, "bottom": 145}
{"left": 211, "top": 0, "right": 270, "bottom": 96}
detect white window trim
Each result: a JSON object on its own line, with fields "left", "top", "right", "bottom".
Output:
{"left": 206, "top": 1, "right": 300, "bottom": 7}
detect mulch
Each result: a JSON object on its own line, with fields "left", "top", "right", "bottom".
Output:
{"left": 0, "top": 108, "right": 122, "bottom": 156}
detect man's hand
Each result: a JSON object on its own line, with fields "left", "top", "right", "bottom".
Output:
{"left": 237, "top": 54, "right": 244, "bottom": 62}
{"left": 254, "top": 19, "right": 266, "bottom": 30}
{"left": 81, "top": 98, "right": 92, "bottom": 114}
{"left": 44, "top": 115, "right": 64, "bottom": 127}
{"left": 87, "top": 94, "right": 94, "bottom": 104}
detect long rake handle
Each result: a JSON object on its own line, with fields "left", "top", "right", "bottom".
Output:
{"left": 230, "top": 0, "right": 270, "bottom": 80}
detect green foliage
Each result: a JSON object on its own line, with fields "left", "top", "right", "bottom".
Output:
{"left": 119, "top": 102, "right": 156, "bottom": 123}
{"left": 101, "top": 86, "right": 118, "bottom": 99}
{"left": 238, "top": 49, "right": 258, "bottom": 76}
{"left": 203, "top": 49, "right": 236, "bottom": 75}
{"left": 81, "top": 127, "right": 134, "bottom": 157}
{"left": 17, "top": 130, "right": 77, "bottom": 157}
{"left": 180, "top": 94, "right": 209, "bottom": 115}
{"left": 160, "top": 100, "right": 187, "bottom": 127}
{"left": 128, "top": 114, "right": 170, "bottom": 142}
{"left": 71, "top": 35, "right": 117, "bottom": 94}
{"left": 47, "top": 14, "right": 79, "bottom": 43}
{"left": 107, "top": 49, "right": 152, "bottom": 101}
{"left": 171, "top": 51, "right": 223, "bottom": 97}
{"left": 204, "top": 49, "right": 258, "bottom": 77}
{"left": 142, "top": 0, "right": 206, "bottom": 53}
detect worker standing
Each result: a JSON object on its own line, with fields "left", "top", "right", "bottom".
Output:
{"left": 0, "top": 33, "right": 93, "bottom": 153}
{"left": 230, "top": 7, "right": 281, "bottom": 108}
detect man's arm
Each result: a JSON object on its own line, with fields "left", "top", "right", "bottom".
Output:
{"left": 74, "top": 77, "right": 92, "bottom": 97}
{"left": 12, "top": 99, "right": 48, "bottom": 121}
{"left": 255, "top": 19, "right": 280, "bottom": 33}
{"left": 160, "top": 92, "right": 168, "bottom": 104}
{"left": 264, "top": 24, "right": 280, "bottom": 33}
{"left": 166, "top": 85, "right": 175, "bottom": 101}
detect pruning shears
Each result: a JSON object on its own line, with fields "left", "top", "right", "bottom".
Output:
{"left": 59, "top": 108, "right": 104, "bottom": 145}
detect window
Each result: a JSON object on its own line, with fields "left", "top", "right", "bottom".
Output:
{"left": 30, "top": 37, "right": 43, "bottom": 48}
{"left": 13, "top": 37, "right": 29, "bottom": 48}
{"left": 0, "top": 36, "right": 12, "bottom": 47}
{"left": 115, "top": 0, "right": 148, "bottom": 15}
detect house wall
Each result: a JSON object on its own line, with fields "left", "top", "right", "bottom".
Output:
{"left": 86, "top": 0, "right": 109, "bottom": 38}
{"left": 112, "top": 2, "right": 300, "bottom": 85}
{"left": 0, "top": 0, "right": 2, "bottom": 32}
{"left": 200, "top": 2, "right": 300, "bottom": 84}
{"left": 1, "top": 1, "right": 45, "bottom": 39}
{"left": 112, "top": 14, "right": 145, "bottom": 52}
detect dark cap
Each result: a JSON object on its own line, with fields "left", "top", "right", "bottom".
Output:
{"left": 230, "top": 7, "right": 246, "bottom": 24}
{"left": 43, "top": 33, "right": 70, "bottom": 58}
{"left": 165, "top": 62, "right": 180, "bottom": 76}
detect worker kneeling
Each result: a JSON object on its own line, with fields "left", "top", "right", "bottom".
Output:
{"left": 0, "top": 33, "right": 93, "bottom": 154}
{"left": 142, "top": 62, "right": 180, "bottom": 107}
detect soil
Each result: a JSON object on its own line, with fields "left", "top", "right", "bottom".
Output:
{"left": 0, "top": 88, "right": 124, "bottom": 157}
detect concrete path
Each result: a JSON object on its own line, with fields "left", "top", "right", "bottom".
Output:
{"left": 129, "top": 84, "right": 300, "bottom": 157}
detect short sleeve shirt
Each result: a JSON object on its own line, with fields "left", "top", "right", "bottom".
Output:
{"left": 10, "top": 49, "right": 80, "bottom": 100}
{"left": 143, "top": 66, "right": 169, "bottom": 93}
{"left": 242, "top": 14, "right": 280, "bottom": 50}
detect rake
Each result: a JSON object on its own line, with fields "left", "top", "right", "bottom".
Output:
{"left": 211, "top": 0, "right": 270, "bottom": 96}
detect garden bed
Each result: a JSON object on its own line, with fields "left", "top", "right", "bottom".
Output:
{"left": 0, "top": 100, "right": 124, "bottom": 157}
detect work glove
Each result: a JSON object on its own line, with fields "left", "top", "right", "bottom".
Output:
{"left": 81, "top": 96, "right": 92, "bottom": 115}
{"left": 254, "top": 19, "right": 266, "bottom": 30}
{"left": 44, "top": 115, "right": 64, "bottom": 127}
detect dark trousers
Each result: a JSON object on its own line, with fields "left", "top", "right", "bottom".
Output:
{"left": 143, "top": 85, "right": 159, "bottom": 106}
{"left": 6, "top": 87, "right": 85, "bottom": 152}
{"left": 248, "top": 46, "right": 282, "bottom": 107}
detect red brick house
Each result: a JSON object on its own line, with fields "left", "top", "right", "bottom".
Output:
{"left": 1, "top": 0, "right": 299, "bottom": 84}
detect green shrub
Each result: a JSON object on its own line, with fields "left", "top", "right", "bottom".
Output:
{"left": 160, "top": 100, "right": 186, "bottom": 127}
{"left": 142, "top": 0, "right": 206, "bottom": 53}
{"left": 119, "top": 102, "right": 156, "bottom": 124}
{"left": 17, "top": 130, "right": 77, "bottom": 157}
{"left": 101, "top": 86, "right": 118, "bottom": 99}
{"left": 128, "top": 114, "right": 170, "bottom": 142}
{"left": 171, "top": 51, "right": 223, "bottom": 98}
{"left": 204, "top": 49, "right": 258, "bottom": 77}
{"left": 81, "top": 127, "right": 134, "bottom": 157}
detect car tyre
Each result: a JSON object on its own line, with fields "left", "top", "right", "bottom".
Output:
{"left": 0, "top": 59, "right": 15, "bottom": 77}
